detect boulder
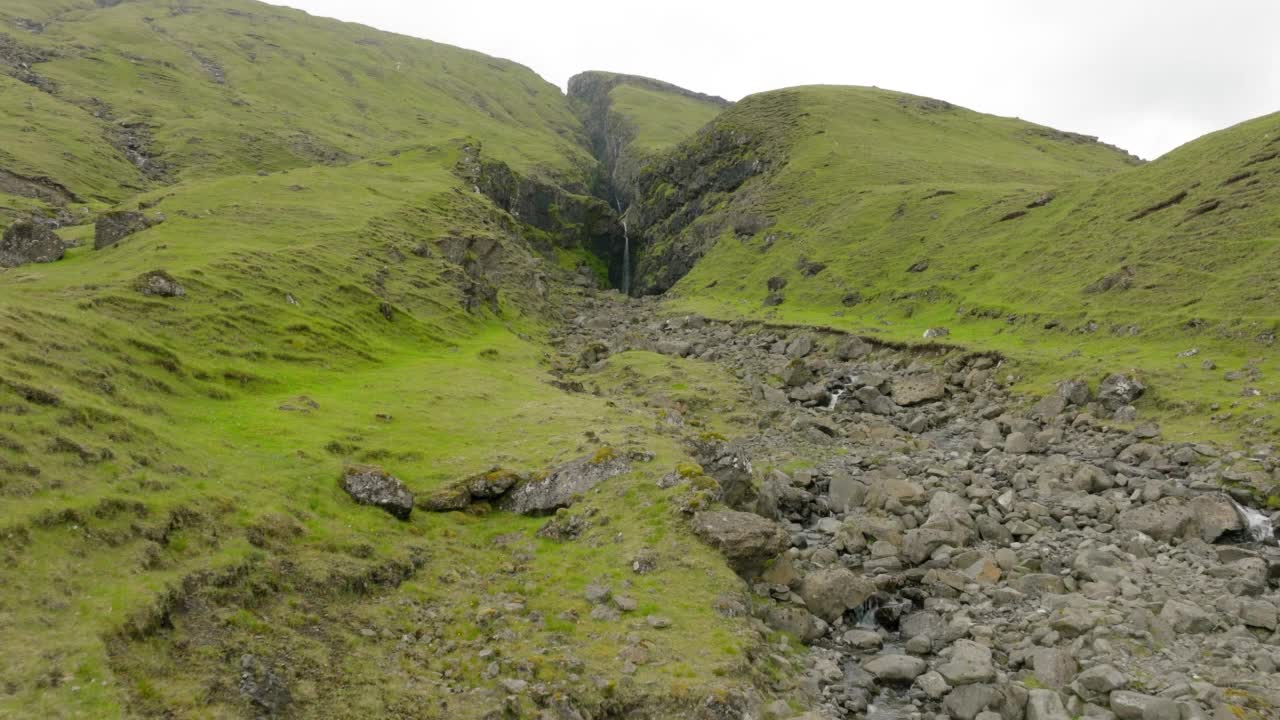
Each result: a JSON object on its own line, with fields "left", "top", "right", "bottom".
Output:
{"left": 891, "top": 373, "right": 947, "bottom": 406}
{"left": 1098, "top": 373, "right": 1146, "bottom": 411}
{"left": 944, "top": 683, "right": 997, "bottom": 720}
{"left": 863, "top": 654, "right": 927, "bottom": 683}
{"left": 1026, "top": 689, "right": 1071, "bottom": 720}
{"left": 1029, "top": 648, "right": 1078, "bottom": 689}
{"left": 763, "top": 605, "right": 827, "bottom": 643}
{"left": 0, "top": 221, "right": 65, "bottom": 267}
{"left": 1188, "top": 494, "right": 1243, "bottom": 542}
{"left": 94, "top": 210, "right": 154, "bottom": 249}
{"left": 134, "top": 269, "right": 186, "bottom": 297}
{"left": 785, "top": 334, "right": 814, "bottom": 359}
{"left": 938, "top": 640, "right": 995, "bottom": 685}
{"left": 691, "top": 510, "right": 789, "bottom": 576}
{"left": 799, "top": 566, "right": 876, "bottom": 622}
{"left": 1116, "top": 500, "right": 1193, "bottom": 543}
{"left": 340, "top": 465, "right": 414, "bottom": 520}
{"left": 498, "top": 453, "right": 630, "bottom": 515}
{"left": 1238, "top": 599, "right": 1278, "bottom": 630}
{"left": 653, "top": 340, "right": 693, "bottom": 358}
{"left": 1072, "top": 664, "right": 1127, "bottom": 703}
{"left": 827, "top": 470, "right": 867, "bottom": 512}
{"left": 836, "top": 336, "right": 873, "bottom": 360}
{"left": 1110, "top": 691, "right": 1178, "bottom": 720}
{"left": 1158, "top": 599, "right": 1215, "bottom": 633}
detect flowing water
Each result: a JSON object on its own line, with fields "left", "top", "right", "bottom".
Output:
{"left": 1228, "top": 495, "right": 1277, "bottom": 545}
{"left": 620, "top": 218, "right": 631, "bottom": 296}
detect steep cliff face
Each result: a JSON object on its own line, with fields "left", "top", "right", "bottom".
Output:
{"left": 456, "top": 141, "right": 625, "bottom": 286}
{"left": 568, "top": 71, "right": 729, "bottom": 212}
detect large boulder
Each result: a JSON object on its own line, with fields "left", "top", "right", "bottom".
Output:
{"left": 340, "top": 465, "right": 414, "bottom": 520}
{"left": 95, "top": 210, "right": 156, "bottom": 249}
{"left": 863, "top": 654, "right": 927, "bottom": 683}
{"left": 938, "top": 640, "right": 995, "bottom": 685}
{"left": 691, "top": 510, "right": 789, "bottom": 576}
{"left": 1116, "top": 499, "right": 1193, "bottom": 542}
{"left": 1098, "top": 373, "right": 1146, "bottom": 411}
{"left": 498, "top": 452, "right": 630, "bottom": 515}
{"left": 799, "top": 566, "right": 876, "bottom": 622}
{"left": 1025, "top": 689, "right": 1071, "bottom": 720}
{"left": 1158, "top": 599, "right": 1215, "bottom": 633}
{"left": 762, "top": 605, "right": 827, "bottom": 643}
{"left": 891, "top": 373, "right": 947, "bottom": 406}
{"left": 1188, "top": 494, "right": 1244, "bottom": 542}
{"left": 0, "top": 221, "right": 65, "bottom": 267}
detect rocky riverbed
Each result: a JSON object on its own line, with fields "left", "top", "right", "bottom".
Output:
{"left": 551, "top": 291, "right": 1280, "bottom": 720}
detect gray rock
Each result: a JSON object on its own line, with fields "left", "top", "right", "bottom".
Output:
{"left": 1058, "top": 379, "right": 1091, "bottom": 406}
{"left": 916, "top": 670, "right": 951, "bottom": 699}
{"left": 0, "top": 221, "right": 65, "bottom": 267}
{"left": 1030, "top": 647, "right": 1078, "bottom": 689}
{"left": 238, "top": 654, "right": 291, "bottom": 715}
{"left": 842, "top": 628, "right": 882, "bottom": 649}
{"left": 95, "top": 210, "right": 155, "bottom": 249}
{"left": 900, "top": 610, "right": 945, "bottom": 641}
{"left": 891, "top": 373, "right": 947, "bottom": 406}
{"left": 654, "top": 340, "right": 693, "bottom": 357}
{"left": 945, "top": 683, "right": 997, "bottom": 720}
{"left": 1026, "top": 689, "right": 1071, "bottom": 720}
{"left": 1238, "top": 598, "right": 1278, "bottom": 630}
{"left": 1116, "top": 500, "right": 1193, "bottom": 543}
{"left": 1111, "top": 691, "right": 1164, "bottom": 720}
{"left": 863, "top": 653, "right": 927, "bottom": 682}
{"left": 938, "top": 640, "right": 995, "bottom": 685}
{"left": 1073, "top": 664, "right": 1127, "bottom": 702}
{"left": 1099, "top": 373, "right": 1146, "bottom": 411}
{"left": 835, "top": 336, "right": 873, "bottom": 360}
{"left": 828, "top": 471, "right": 868, "bottom": 512}
{"left": 1005, "top": 431, "right": 1034, "bottom": 454}
{"left": 1227, "top": 557, "right": 1270, "bottom": 596}
{"left": 785, "top": 334, "right": 814, "bottom": 359}
{"left": 799, "top": 566, "right": 876, "bottom": 622}
{"left": 691, "top": 510, "right": 789, "bottom": 576}
{"left": 134, "top": 269, "right": 186, "bottom": 297}
{"left": 340, "top": 465, "right": 414, "bottom": 520}
{"left": 763, "top": 605, "right": 827, "bottom": 643}
{"left": 498, "top": 453, "right": 630, "bottom": 515}
{"left": 1159, "top": 599, "right": 1215, "bottom": 633}
{"left": 1188, "top": 494, "right": 1243, "bottom": 542}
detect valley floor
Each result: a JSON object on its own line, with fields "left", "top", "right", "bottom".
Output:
{"left": 542, "top": 291, "right": 1280, "bottom": 720}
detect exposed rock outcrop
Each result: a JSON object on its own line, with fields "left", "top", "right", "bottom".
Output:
{"left": 0, "top": 221, "right": 65, "bottom": 267}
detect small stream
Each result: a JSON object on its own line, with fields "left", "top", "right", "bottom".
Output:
{"left": 1228, "top": 495, "right": 1278, "bottom": 545}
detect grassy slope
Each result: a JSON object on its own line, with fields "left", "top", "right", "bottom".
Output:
{"left": 0, "top": 3, "right": 765, "bottom": 718}
{"left": 656, "top": 85, "right": 1280, "bottom": 441}
{"left": 607, "top": 83, "right": 725, "bottom": 154}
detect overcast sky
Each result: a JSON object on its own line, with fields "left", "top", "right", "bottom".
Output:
{"left": 262, "top": 0, "right": 1279, "bottom": 159}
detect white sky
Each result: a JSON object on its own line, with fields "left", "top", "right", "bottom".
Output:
{"left": 262, "top": 0, "right": 1280, "bottom": 159}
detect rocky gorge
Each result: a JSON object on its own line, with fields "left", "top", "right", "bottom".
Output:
{"left": 547, "top": 289, "right": 1280, "bottom": 720}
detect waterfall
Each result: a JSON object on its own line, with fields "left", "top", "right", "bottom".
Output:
{"left": 1227, "top": 496, "right": 1277, "bottom": 545}
{"left": 621, "top": 217, "right": 631, "bottom": 296}
{"left": 828, "top": 389, "right": 845, "bottom": 410}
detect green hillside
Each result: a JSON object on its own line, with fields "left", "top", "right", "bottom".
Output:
{"left": 0, "top": 3, "right": 769, "bottom": 718}
{"left": 2, "top": 2, "right": 1279, "bottom": 719}
{"left": 626, "top": 84, "right": 1280, "bottom": 439}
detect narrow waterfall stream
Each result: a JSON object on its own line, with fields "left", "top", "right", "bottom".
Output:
{"left": 621, "top": 217, "right": 631, "bottom": 296}
{"left": 1228, "top": 495, "right": 1278, "bottom": 545}
{"left": 613, "top": 198, "right": 631, "bottom": 295}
